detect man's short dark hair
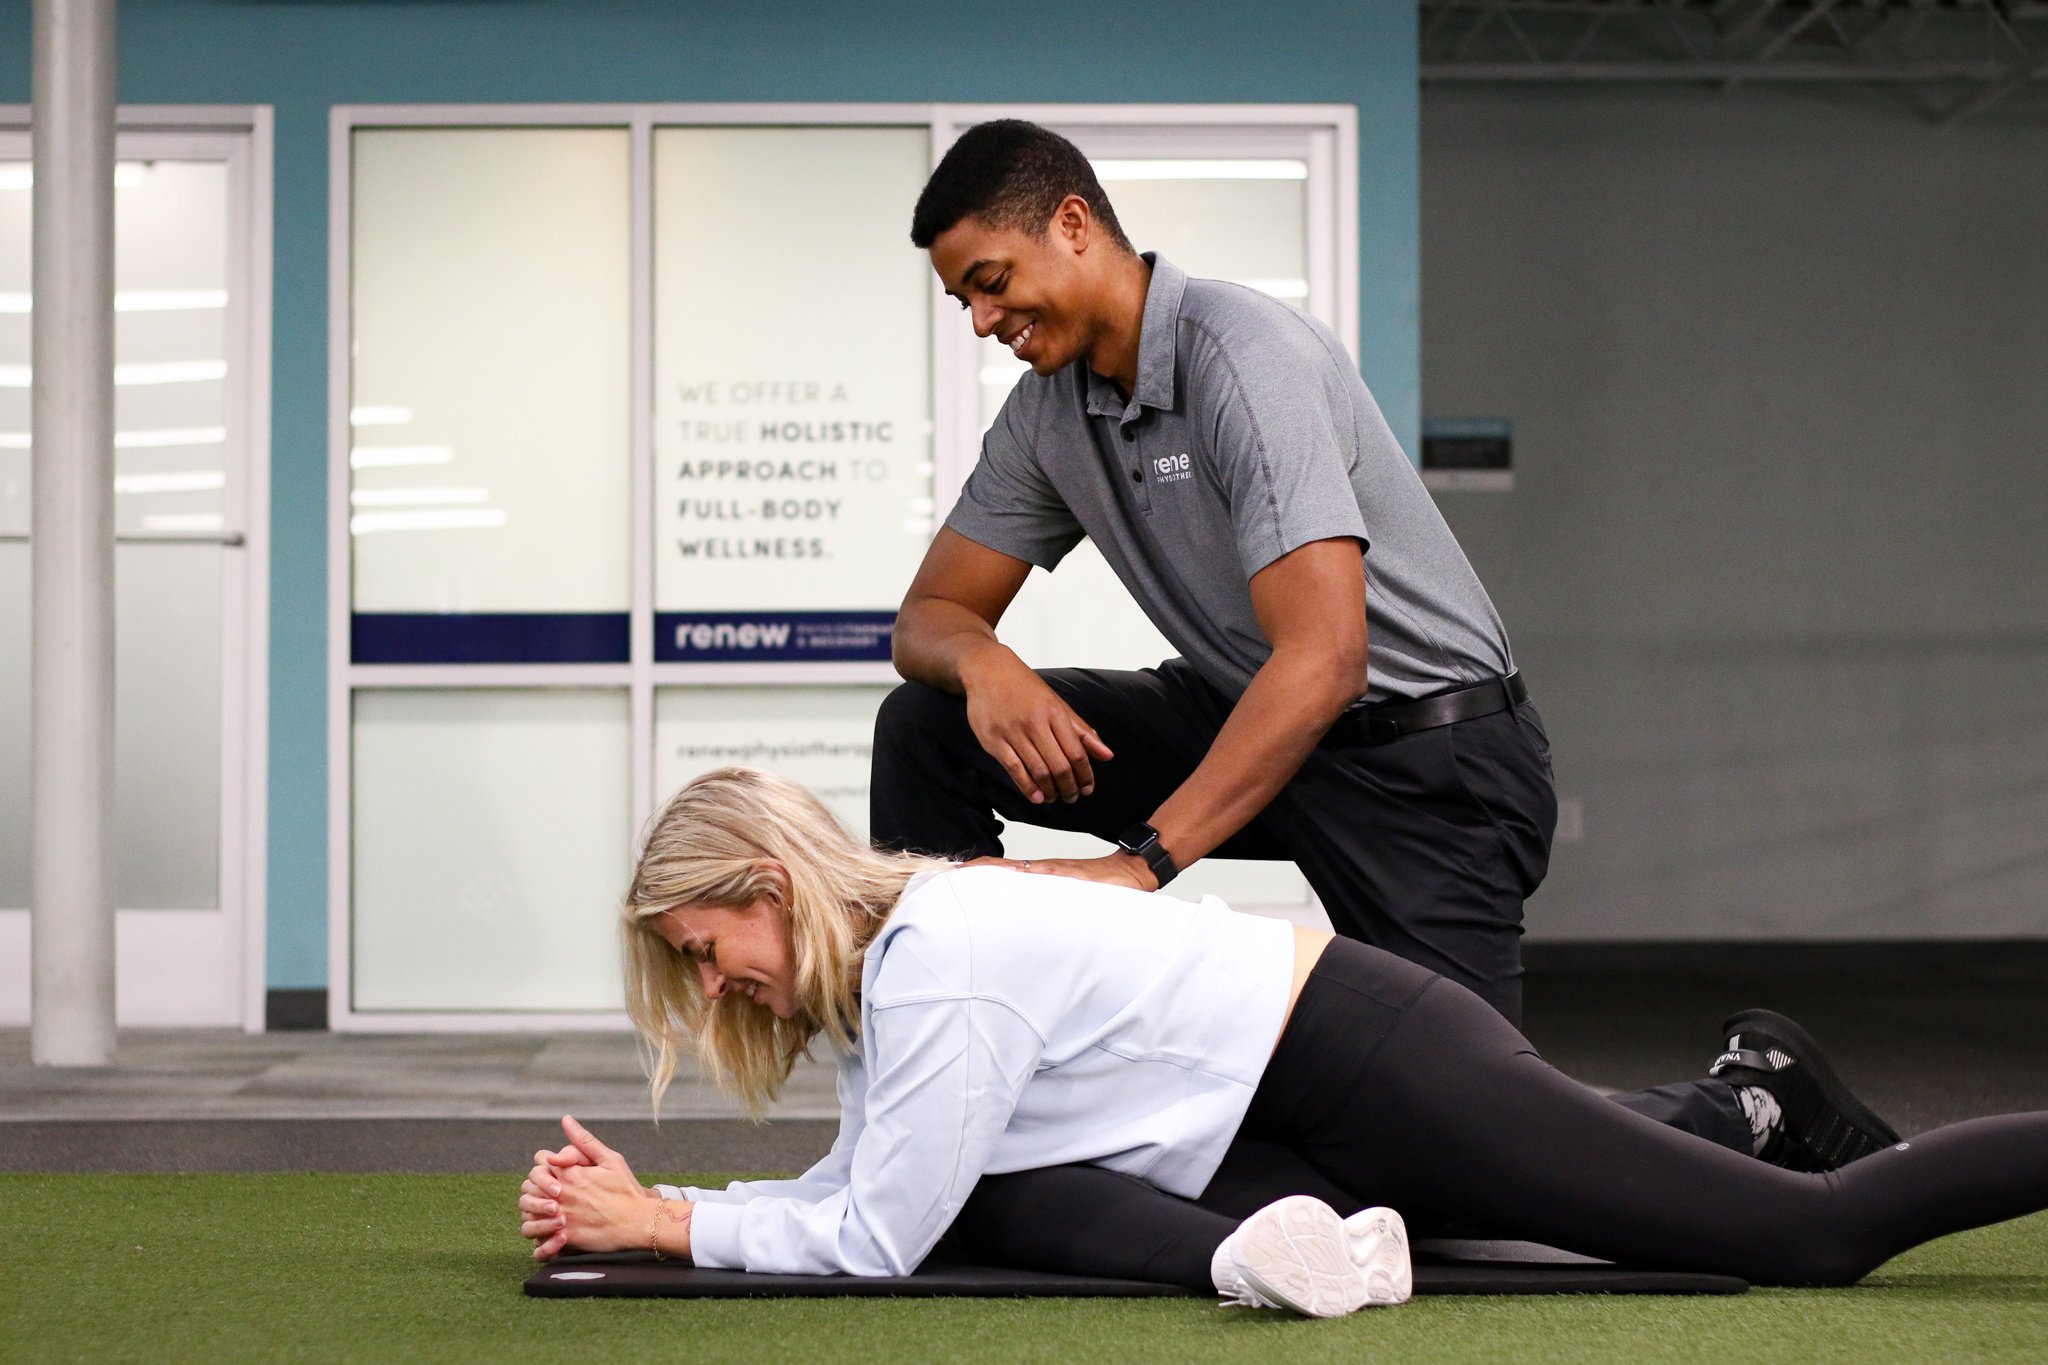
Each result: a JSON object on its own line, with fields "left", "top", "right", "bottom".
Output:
{"left": 910, "top": 120, "right": 1132, "bottom": 252}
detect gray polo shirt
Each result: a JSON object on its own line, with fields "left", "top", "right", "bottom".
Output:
{"left": 946, "top": 254, "right": 1512, "bottom": 703}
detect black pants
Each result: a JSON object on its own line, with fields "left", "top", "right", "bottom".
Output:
{"left": 870, "top": 662, "right": 1748, "bottom": 1150}
{"left": 947, "top": 940, "right": 2048, "bottom": 1290}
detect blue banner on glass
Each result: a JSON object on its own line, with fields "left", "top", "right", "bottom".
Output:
{"left": 353, "top": 613, "right": 631, "bottom": 664}
{"left": 655, "top": 611, "right": 895, "bottom": 663}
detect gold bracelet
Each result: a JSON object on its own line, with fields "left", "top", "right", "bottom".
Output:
{"left": 651, "top": 1195, "right": 669, "bottom": 1261}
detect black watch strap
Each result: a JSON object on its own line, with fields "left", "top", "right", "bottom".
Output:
{"left": 1116, "top": 822, "right": 1179, "bottom": 888}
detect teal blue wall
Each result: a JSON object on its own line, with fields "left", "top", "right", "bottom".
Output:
{"left": 0, "top": 0, "right": 1420, "bottom": 991}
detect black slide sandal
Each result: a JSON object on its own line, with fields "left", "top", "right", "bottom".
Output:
{"left": 1714, "top": 1007, "right": 1902, "bottom": 1170}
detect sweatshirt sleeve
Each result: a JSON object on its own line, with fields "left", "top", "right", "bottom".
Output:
{"left": 684, "top": 992, "right": 1045, "bottom": 1276}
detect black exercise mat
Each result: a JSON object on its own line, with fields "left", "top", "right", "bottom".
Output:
{"left": 525, "top": 1250, "right": 1746, "bottom": 1298}
{"left": 528, "top": 1254, "right": 1187, "bottom": 1299}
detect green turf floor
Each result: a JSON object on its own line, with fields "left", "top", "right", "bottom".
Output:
{"left": 11, "top": 1172, "right": 2048, "bottom": 1363}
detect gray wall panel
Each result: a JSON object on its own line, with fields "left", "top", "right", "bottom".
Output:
{"left": 1422, "top": 87, "right": 2048, "bottom": 940}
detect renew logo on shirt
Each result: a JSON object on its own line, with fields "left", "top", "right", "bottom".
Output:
{"left": 1153, "top": 452, "right": 1194, "bottom": 484}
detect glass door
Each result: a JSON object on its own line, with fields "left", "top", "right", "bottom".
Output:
{"left": 0, "top": 124, "right": 267, "bottom": 1026}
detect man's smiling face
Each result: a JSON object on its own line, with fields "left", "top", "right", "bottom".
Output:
{"left": 928, "top": 204, "right": 1094, "bottom": 376}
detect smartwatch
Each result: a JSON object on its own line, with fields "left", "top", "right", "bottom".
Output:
{"left": 1116, "top": 821, "right": 1179, "bottom": 889}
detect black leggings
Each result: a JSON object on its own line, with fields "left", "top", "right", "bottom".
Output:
{"left": 946, "top": 939, "right": 2048, "bottom": 1290}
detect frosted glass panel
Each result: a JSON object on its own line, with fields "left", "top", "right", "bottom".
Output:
{"left": 652, "top": 127, "right": 930, "bottom": 661}
{"left": 0, "top": 545, "right": 222, "bottom": 909}
{"left": 1097, "top": 171, "right": 1310, "bottom": 291}
{"left": 352, "top": 690, "right": 631, "bottom": 1011}
{"left": 350, "top": 129, "right": 630, "bottom": 614}
{"left": 0, "top": 160, "right": 29, "bottom": 535}
{"left": 110, "top": 162, "right": 231, "bottom": 538}
{"left": 113, "top": 544, "right": 221, "bottom": 906}
{"left": 0, "top": 159, "right": 231, "bottom": 540}
{"left": 654, "top": 686, "right": 889, "bottom": 842}
{"left": 0, "top": 159, "right": 228, "bottom": 911}
{"left": 0, "top": 543, "right": 28, "bottom": 902}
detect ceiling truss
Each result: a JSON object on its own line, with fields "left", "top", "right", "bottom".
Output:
{"left": 1420, "top": 1, "right": 2048, "bottom": 123}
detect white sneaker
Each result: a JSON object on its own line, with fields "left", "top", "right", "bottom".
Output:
{"left": 1343, "top": 1205, "right": 1414, "bottom": 1306}
{"left": 1212, "top": 1196, "right": 1412, "bottom": 1317}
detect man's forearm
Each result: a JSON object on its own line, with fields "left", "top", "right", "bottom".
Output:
{"left": 892, "top": 596, "right": 1016, "bottom": 696}
{"left": 1146, "top": 648, "right": 1361, "bottom": 870}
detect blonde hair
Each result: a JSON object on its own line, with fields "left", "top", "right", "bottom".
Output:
{"left": 621, "top": 766, "right": 950, "bottom": 1116}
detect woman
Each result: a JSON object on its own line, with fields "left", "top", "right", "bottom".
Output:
{"left": 517, "top": 767, "right": 2048, "bottom": 1317}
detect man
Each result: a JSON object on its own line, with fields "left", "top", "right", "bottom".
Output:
{"left": 872, "top": 119, "right": 1893, "bottom": 1172}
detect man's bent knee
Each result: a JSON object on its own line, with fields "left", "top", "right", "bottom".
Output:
{"left": 875, "top": 680, "right": 968, "bottom": 750}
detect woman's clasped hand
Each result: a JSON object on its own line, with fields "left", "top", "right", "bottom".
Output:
{"left": 518, "top": 1114, "right": 679, "bottom": 1262}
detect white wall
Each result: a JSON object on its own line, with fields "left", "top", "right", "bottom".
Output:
{"left": 1421, "top": 86, "right": 2048, "bottom": 941}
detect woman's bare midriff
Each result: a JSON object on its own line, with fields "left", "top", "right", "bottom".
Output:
{"left": 1278, "top": 925, "right": 1337, "bottom": 1054}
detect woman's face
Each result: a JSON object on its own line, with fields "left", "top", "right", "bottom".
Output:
{"left": 654, "top": 896, "right": 797, "bottom": 1020}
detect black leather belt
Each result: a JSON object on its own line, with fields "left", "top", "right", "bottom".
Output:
{"left": 1322, "top": 670, "right": 1529, "bottom": 749}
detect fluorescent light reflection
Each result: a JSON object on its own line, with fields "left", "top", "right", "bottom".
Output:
{"left": 0, "top": 290, "right": 230, "bottom": 314}
{"left": 0, "top": 426, "right": 227, "bottom": 452}
{"left": 0, "top": 361, "right": 229, "bottom": 387}
{"left": 350, "top": 508, "right": 507, "bottom": 535}
{"left": 0, "top": 163, "right": 150, "bottom": 191}
{"left": 349, "top": 487, "right": 489, "bottom": 508}
{"left": 121, "top": 426, "right": 228, "bottom": 449}
{"left": 350, "top": 406, "right": 415, "bottom": 427}
{"left": 115, "top": 470, "right": 225, "bottom": 495}
{"left": 1091, "top": 159, "right": 1307, "bottom": 181}
{"left": 351, "top": 446, "right": 454, "bottom": 470}
{"left": 139, "top": 512, "right": 224, "bottom": 533}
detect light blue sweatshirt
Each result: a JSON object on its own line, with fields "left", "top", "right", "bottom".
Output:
{"left": 656, "top": 865, "right": 1295, "bottom": 1276}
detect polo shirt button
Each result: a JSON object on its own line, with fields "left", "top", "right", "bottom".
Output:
{"left": 1130, "top": 468, "right": 1142, "bottom": 483}
{"left": 1121, "top": 427, "right": 1135, "bottom": 442}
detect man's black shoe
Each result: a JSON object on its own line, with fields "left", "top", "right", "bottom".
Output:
{"left": 1708, "top": 1008, "right": 1902, "bottom": 1172}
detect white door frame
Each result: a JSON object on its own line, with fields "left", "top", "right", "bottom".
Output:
{"left": 0, "top": 105, "right": 272, "bottom": 1031}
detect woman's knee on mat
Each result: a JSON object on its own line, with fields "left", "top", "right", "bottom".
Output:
{"left": 951, "top": 1166, "right": 1230, "bottom": 1290}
